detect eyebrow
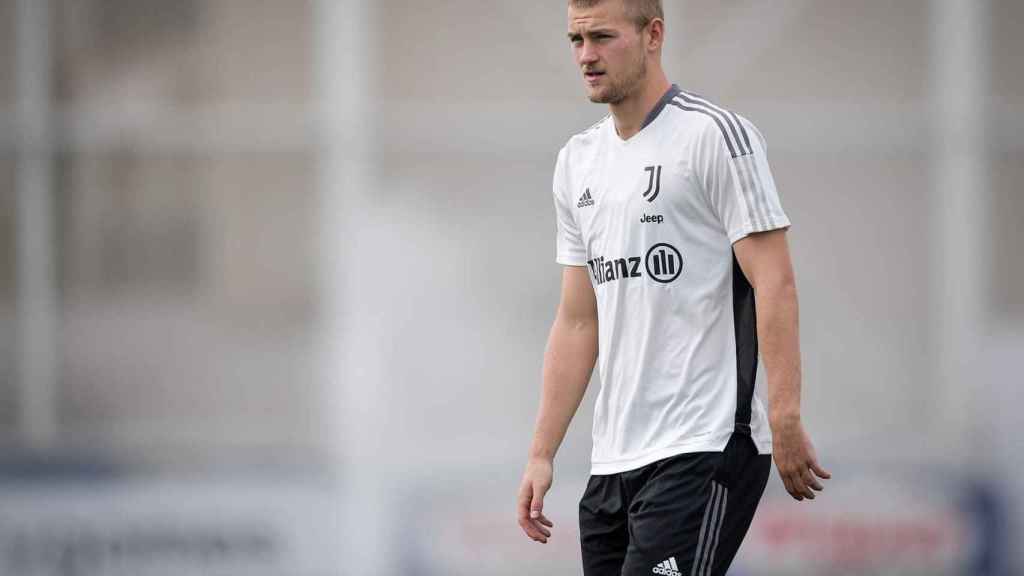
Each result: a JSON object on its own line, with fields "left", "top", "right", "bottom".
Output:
{"left": 567, "top": 28, "right": 617, "bottom": 40}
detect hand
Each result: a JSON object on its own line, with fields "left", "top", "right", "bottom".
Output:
{"left": 770, "top": 415, "right": 831, "bottom": 501}
{"left": 517, "top": 458, "right": 555, "bottom": 543}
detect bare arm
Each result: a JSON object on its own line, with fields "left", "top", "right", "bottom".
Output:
{"left": 530, "top": 266, "right": 599, "bottom": 460}
{"left": 733, "top": 229, "right": 830, "bottom": 501}
{"left": 517, "top": 266, "right": 598, "bottom": 543}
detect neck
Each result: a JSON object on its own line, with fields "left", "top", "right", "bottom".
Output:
{"left": 609, "top": 69, "right": 671, "bottom": 140}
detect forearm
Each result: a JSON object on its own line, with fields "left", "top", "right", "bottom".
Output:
{"left": 528, "top": 316, "right": 598, "bottom": 461}
{"left": 734, "top": 232, "right": 828, "bottom": 500}
{"left": 755, "top": 280, "right": 802, "bottom": 426}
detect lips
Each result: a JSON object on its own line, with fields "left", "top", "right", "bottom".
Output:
{"left": 584, "top": 70, "right": 605, "bottom": 84}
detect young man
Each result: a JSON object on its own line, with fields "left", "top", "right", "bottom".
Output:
{"left": 516, "top": 1, "right": 831, "bottom": 574}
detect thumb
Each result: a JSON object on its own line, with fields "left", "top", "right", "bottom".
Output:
{"left": 530, "top": 484, "right": 546, "bottom": 518}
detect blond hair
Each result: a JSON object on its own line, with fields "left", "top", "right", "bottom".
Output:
{"left": 568, "top": 0, "right": 664, "bottom": 30}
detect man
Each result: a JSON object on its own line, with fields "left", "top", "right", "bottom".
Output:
{"left": 516, "top": 1, "right": 831, "bottom": 575}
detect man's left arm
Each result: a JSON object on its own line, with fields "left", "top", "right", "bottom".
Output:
{"left": 734, "top": 229, "right": 831, "bottom": 501}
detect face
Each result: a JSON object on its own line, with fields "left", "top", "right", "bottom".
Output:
{"left": 568, "top": 0, "right": 649, "bottom": 104}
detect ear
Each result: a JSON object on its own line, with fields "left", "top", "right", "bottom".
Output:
{"left": 646, "top": 18, "right": 665, "bottom": 52}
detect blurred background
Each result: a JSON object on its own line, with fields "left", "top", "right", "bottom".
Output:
{"left": 1, "top": 0, "right": 1021, "bottom": 574}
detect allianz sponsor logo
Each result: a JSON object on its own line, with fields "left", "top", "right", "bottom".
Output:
{"left": 587, "top": 255, "right": 641, "bottom": 285}
{"left": 587, "top": 243, "right": 683, "bottom": 286}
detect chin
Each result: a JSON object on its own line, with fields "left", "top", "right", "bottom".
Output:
{"left": 586, "top": 87, "right": 612, "bottom": 104}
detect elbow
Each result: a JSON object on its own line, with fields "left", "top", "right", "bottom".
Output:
{"left": 566, "top": 314, "right": 598, "bottom": 333}
{"left": 754, "top": 273, "right": 797, "bottom": 301}
{"left": 557, "top": 308, "right": 598, "bottom": 333}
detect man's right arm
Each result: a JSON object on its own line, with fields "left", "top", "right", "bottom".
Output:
{"left": 517, "top": 265, "right": 598, "bottom": 544}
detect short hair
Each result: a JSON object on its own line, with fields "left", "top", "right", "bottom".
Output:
{"left": 568, "top": 0, "right": 664, "bottom": 30}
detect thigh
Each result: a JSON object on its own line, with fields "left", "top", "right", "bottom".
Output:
{"left": 703, "top": 435, "right": 771, "bottom": 576}
{"left": 579, "top": 474, "right": 629, "bottom": 576}
{"left": 621, "top": 435, "right": 770, "bottom": 576}
{"left": 619, "top": 451, "right": 719, "bottom": 576}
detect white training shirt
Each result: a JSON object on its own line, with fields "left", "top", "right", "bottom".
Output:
{"left": 553, "top": 85, "right": 790, "bottom": 475}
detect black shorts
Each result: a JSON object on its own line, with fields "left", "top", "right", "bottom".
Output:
{"left": 579, "top": 433, "right": 771, "bottom": 576}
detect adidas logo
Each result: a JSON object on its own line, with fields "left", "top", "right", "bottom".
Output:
{"left": 577, "top": 188, "right": 594, "bottom": 208}
{"left": 652, "top": 557, "right": 681, "bottom": 576}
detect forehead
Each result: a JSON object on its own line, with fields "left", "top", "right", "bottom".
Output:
{"left": 568, "top": 1, "right": 631, "bottom": 32}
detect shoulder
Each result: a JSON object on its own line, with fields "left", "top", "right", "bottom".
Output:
{"left": 666, "top": 89, "right": 760, "bottom": 159}
{"left": 570, "top": 113, "right": 611, "bottom": 142}
{"left": 557, "top": 114, "right": 610, "bottom": 172}
{"left": 563, "top": 114, "right": 610, "bottom": 153}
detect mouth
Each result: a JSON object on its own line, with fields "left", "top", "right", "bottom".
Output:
{"left": 584, "top": 70, "right": 605, "bottom": 84}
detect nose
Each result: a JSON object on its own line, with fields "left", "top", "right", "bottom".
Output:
{"left": 578, "top": 41, "right": 598, "bottom": 66}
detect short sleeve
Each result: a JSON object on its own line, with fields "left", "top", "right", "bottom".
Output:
{"left": 696, "top": 115, "right": 791, "bottom": 244}
{"left": 552, "top": 147, "right": 588, "bottom": 266}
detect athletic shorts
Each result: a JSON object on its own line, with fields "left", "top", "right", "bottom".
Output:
{"left": 579, "top": 432, "right": 771, "bottom": 576}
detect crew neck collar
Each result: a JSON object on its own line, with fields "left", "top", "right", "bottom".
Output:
{"left": 610, "top": 84, "right": 681, "bottom": 144}
{"left": 640, "top": 83, "right": 682, "bottom": 131}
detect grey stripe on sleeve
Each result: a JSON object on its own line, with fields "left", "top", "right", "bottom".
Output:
{"left": 677, "top": 91, "right": 750, "bottom": 157}
{"left": 728, "top": 110, "right": 754, "bottom": 157}
{"left": 743, "top": 154, "right": 776, "bottom": 230}
{"left": 669, "top": 100, "right": 739, "bottom": 159}
{"left": 734, "top": 154, "right": 768, "bottom": 232}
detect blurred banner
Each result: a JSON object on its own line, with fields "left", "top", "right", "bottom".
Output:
{"left": 393, "top": 468, "right": 1002, "bottom": 576}
{"left": 0, "top": 470, "right": 1007, "bottom": 576}
{"left": 0, "top": 474, "right": 341, "bottom": 576}
{"left": 739, "top": 474, "right": 1000, "bottom": 576}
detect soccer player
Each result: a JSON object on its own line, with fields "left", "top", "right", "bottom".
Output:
{"left": 516, "top": 1, "right": 831, "bottom": 574}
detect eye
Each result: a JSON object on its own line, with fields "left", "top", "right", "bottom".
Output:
{"left": 570, "top": 35, "right": 583, "bottom": 46}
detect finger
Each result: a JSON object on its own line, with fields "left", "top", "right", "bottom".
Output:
{"left": 793, "top": 472, "right": 815, "bottom": 499}
{"left": 798, "top": 474, "right": 816, "bottom": 499}
{"left": 528, "top": 518, "right": 549, "bottom": 543}
{"left": 530, "top": 513, "right": 553, "bottom": 535}
{"left": 518, "top": 485, "right": 545, "bottom": 541}
{"left": 524, "top": 519, "right": 548, "bottom": 542}
{"left": 787, "top": 470, "right": 814, "bottom": 500}
{"left": 534, "top": 521, "right": 552, "bottom": 538}
{"left": 524, "top": 515, "right": 551, "bottom": 539}
{"left": 779, "top": 470, "right": 802, "bottom": 501}
{"left": 775, "top": 457, "right": 803, "bottom": 501}
{"left": 803, "top": 468, "right": 824, "bottom": 491}
{"left": 527, "top": 483, "right": 551, "bottom": 543}
{"left": 810, "top": 459, "right": 832, "bottom": 480}
{"left": 518, "top": 517, "right": 544, "bottom": 541}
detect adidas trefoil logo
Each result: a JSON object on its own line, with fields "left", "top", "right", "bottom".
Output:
{"left": 577, "top": 188, "right": 595, "bottom": 209}
{"left": 652, "top": 556, "right": 681, "bottom": 576}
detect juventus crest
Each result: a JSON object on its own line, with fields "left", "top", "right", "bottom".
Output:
{"left": 643, "top": 165, "right": 662, "bottom": 202}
